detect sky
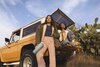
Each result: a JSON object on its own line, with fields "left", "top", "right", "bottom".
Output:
{"left": 0, "top": 0, "right": 100, "bottom": 46}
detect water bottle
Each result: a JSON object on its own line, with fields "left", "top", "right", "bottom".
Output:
{"left": 33, "top": 42, "right": 43, "bottom": 54}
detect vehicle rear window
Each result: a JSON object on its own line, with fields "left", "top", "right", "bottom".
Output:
{"left": 51, "top": 9, "right": 74, "bottom": 27}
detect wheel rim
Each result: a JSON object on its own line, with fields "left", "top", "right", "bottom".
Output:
{"left": 23, "top": 57, "right": 32, "bottom": 67}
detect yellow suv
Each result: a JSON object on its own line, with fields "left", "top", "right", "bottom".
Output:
{"left": 0, "top": 9, "right": 75, "bottom": 67}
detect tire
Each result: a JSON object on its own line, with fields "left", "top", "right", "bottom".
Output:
{"left": 20, "top": 50, "right": 37, "bottom": 67}
{"left": 0, "top": 62, "right": 4, "bottom": 67}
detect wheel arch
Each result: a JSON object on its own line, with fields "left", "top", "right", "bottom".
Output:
{"left": 20, "top": 44, "right": 35, "bottom": 60}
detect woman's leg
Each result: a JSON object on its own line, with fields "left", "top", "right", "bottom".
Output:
{"left": 48, "top": 38, "right": 56, "bottom": 67}
{"left": 36, "top": 44, "right": 47, "bottom": 67}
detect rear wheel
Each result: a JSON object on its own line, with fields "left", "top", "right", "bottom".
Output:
{"left": 20, "top": 50, "right": 37, "bottom": 67}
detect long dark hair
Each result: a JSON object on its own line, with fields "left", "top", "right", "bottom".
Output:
{"left": 44, "top": 15, "right": 55, "bottom": 26}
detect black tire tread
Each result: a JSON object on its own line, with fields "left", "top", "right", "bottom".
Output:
{"left": 20, "top": 50, "right": 37, "bottom": 67}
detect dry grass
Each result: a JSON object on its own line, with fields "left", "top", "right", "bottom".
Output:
{"left": 66, "top": 54, "right": 100, "bottom": 67}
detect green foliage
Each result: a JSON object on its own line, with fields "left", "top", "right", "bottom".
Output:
{"left": 78, "top": 18, "right": 99, "bottom": 44}
{"left": 68, "top": 18, "right": 99, "bottom": 53}
{"left": 68, "top": 24, "right": 78, "bottom": 32}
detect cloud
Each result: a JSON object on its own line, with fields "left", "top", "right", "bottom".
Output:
{"left": 73, "top": 2, "right": 100, "bottom": 26}
{"left": 0, "top": 0, "right": 21, "bottom": 46}
{"left": 86, "top": 4, "right": 100, "bottom": 24}
{"left": 0, "top": 0, "right": 22, "bottom": 6}
{"left": 61, "top": 0, "right": 88, "bottom": 14}
{"left": 0, "top": 8, "right": 18, "bottom": 46}
{"left": 25, "top": 0, "right": 48, "bottom": 17}
{"left": 0, "top": 0, "right": 24, "bottom": 46}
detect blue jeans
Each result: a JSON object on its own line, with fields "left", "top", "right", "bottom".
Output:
{"left": 61, "top": 40, "right": 74, "bottom": 46}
